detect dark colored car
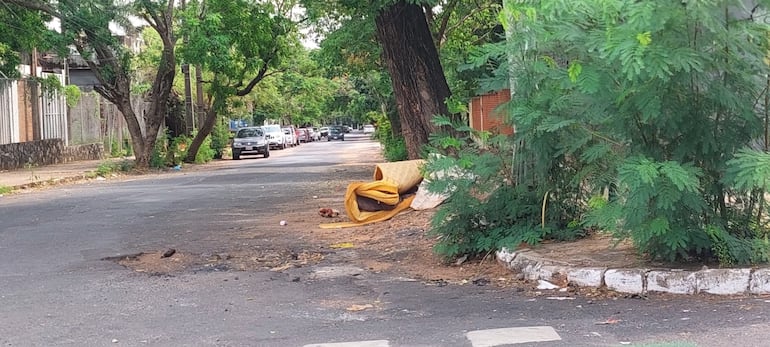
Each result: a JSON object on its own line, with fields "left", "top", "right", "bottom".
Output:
{"left": 327, "top": 126, "right": 345, "bottom": 141}
{"left": 231, "top": 126, "right": 270, "bottom": 160}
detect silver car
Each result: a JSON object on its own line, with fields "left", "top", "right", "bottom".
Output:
{"left": 231, "top": 127, "right": 270, "bottom": 160}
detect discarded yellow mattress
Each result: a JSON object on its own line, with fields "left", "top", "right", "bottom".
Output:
{"left": 320, "top": 159, "right": 425, "bottom": 229}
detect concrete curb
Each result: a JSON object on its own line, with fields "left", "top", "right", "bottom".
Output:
{"left": 496, "top": 248, "right": 765, "bottom": 296}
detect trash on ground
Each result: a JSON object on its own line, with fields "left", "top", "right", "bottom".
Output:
{"left": 330, "top": 242, "right": 355, "bottom": 249}
{"left": 319, "top": 159, "right": 424, "bottom": 229}
{"left": 161, "top": 249, "right": 176, "bottom": 258}
{"left": 537, "top": 280, "right": 560, "bottom": 290}
{"left": 594, "top": 318, "right": 621, "bottom": 325}
{"left": 270, "top": 263, "right": 294, "bottom": 272}
{"left": 319, "top": 208, "right": 339, "bottom": 218}
{"left": 454, "top": 254, "right": 468, "bottom": 266}
{"left": 279, "top": 220, "right": 287, "bottom": 226}
{"left": 346, "top": 304, "right": 374, "bottom": 312}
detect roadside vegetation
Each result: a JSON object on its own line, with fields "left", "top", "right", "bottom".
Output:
{"left": 4, "top": 0, "right": 770, "bottom": 266}
{"left": 426, "top": 0, "right": 770, "bottom": 266}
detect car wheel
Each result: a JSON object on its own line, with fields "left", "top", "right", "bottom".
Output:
{"left": 232, "top": 149, "right": 241, "bottom": 160}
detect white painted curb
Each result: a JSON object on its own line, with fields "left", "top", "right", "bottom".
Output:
{"left": 497, "top": 247, "right": 766, "bottom": 296}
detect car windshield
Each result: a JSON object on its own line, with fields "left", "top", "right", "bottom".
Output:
{"left": 236, "top": 128, "right": 263, "bottom": 138}
{"left": 264, "top": 125, "right": 281, "bottom": 133}
{"left": 330, "top": 127, "right": 342, "bottom": 133}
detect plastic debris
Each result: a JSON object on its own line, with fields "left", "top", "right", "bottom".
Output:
{"left": 537, "top": 280, "right": 560, "bottom": 290}
{"left": 161, "top": 249, "right": 176, "bottom": 258}
{"left": 330, "top": 242, "right": 355, "bottom": 249}
{"left": 346, "top": 304, "right": 374, "bottom": 312}
{"left": 279, "top": 220, "right": 287, "bottom": 226}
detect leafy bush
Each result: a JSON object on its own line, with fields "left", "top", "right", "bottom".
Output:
{"left": 210, "top": 118, "right": 231, "bottom": 159}
{"left": 150, "top": 134, "right": 169, "bottom": 169}
{"left": 426, "top": 117, "right": 586, "bottom": 261}
{"left": 373, "top": 114, "right": 408, "bottom": 162}
{"left": 428, "top": 0, "right": 770, "bottom": 265}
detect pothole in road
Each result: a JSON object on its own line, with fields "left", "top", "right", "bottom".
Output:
{"left": 103, "top": 248, "right": 330, "bottom": 275}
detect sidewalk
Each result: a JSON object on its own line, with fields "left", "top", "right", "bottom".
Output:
{"left": 0, "top": 159, "right": 108, "bottom": 189}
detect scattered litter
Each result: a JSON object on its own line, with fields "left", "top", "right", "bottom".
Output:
{"left": 312, "top": 195, "right": 318, "bottom": 199}
{"left": 576, "top": 305, "right": 583, "bottom": 308}
{"left": 620, "top": 342, "right": 631, "bottom": 345}
{"left": 319, "top": 208, "right": 340, "bottom": 218}
{"left": 546, "top": 297, "right": 575, "bottom": 300}
{"left": 681, "top": 317, "right": 691, "bottom": 321}
{"left": 279, "top": 220, "right": 287, "bottom": 226}
{"left": 330, "top": 242, "right": 355, "bottom": 249}
{"left": 346, "top": 304, "right": 374, "bottom": 312}
{"left": 595, "top": 318, "right": 621, "bottom": 325}
{"left": 270, "top": 264, "right": 294, "bottom": 272}
{"left": 173, "top": 164, "right": 182, "bottom": 171}
{"left": 682, "top": 309, "right": 691, "bottom": 313}
{"left": 161, "top": 249, "right": 176, "bottom": 258}
{"left": 112, "top": 339, "right": 118, "bottom": 343}
{"left": 537, "top": 280, "right": 560, "bottom": 290}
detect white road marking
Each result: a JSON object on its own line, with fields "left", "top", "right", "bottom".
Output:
{"left": 303, "top": 340, "right": 390, "bottom": 347}
{"left": 466, "top": 326, "right": 562, "bottom": 346}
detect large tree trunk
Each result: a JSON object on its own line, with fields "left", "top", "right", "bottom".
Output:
{"left": 184, "top": 98, "right": 218, "bottom": 163}
{"left": 375, "top": 1, "right": 452, "bottom": 159}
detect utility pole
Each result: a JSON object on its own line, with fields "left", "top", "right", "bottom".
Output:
{"left": 30, "top": 47, "right": 41, "bottom": 141}
{"left": 181, "top": 0, "right": 194, "bottom": 134}
{"left": 195, "top": 65, "right": 205, "bottom": 129}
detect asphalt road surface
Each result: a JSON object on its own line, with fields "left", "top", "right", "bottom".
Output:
{"left": 2, "top": 132, "right": 770, "bottom": 347}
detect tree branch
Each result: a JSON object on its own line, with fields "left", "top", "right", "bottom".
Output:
{"left": 0, "top": 0, "right": 58, "bottom": 16}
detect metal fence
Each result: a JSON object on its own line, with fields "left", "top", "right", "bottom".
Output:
{"left": 0, "top": 78, "right": 20, "bottom": 144}
{"left": 39, "top": 73, "right": 68, "bottom": 144}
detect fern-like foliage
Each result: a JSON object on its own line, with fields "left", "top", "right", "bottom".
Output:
{"left": 426, "top": 0, "right": 770, "bottom": 265}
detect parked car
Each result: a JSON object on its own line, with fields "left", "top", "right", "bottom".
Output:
{"left": 319, "top": 126, "right": 329, "bottom": 138}
{"left": 363, "top": 124, "right": 375, "bottom": 134}
{"left": 262, "top": 124, "right": 286, "bottom": 149}
{"left": 307, "top": 127, "right": 319, "bottom": 142}
{"left": 282, "top": 127, "right": 296, "bottom": 147}
{"left": 292, "top": 126, "right": 302, "bottom": 146}
{"left": 327, "top": 125, "right": 345, "bottom": 141}
{"left": 311, "top": 127, "right": 322, "bottom": 141}
{"left": 297, "top": 127, "right": 311, "bottom": 142}
{"left": 231, "top": 126, "right": 269, "bottom": 160}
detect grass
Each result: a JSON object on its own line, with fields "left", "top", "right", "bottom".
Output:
{"left": 91, "top": 160, "right": 135, "bottom": 178}
{"left": 0, "top": 185, "right": 12, "bottom": 195}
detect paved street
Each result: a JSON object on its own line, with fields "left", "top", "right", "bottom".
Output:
{"left": 2, "top": 133, "right": 770, "bottom": 346}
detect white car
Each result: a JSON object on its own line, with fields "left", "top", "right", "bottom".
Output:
{"left": 363, "top": 124, "right": 375, "bottom": 134}
{"left": 263, "top": 124, "right": 287, "bottom": 149}
{"left": 282, "top": 127, "right": 296, "bottom": 147}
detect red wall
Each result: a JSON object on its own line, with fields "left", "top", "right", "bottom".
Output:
{"left": 469, "top": 89, "right": 513, "bottom": 135}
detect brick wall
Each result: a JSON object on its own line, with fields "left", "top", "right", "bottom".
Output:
{"left": 469, "top": 89, "right": 514, "bottom": 135}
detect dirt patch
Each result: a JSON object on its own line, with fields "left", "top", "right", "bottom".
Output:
{"left": 109, "top": 251, "right": 195, "bottom": 275}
